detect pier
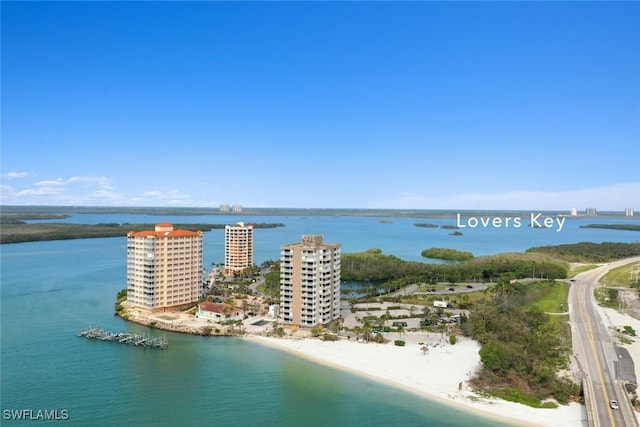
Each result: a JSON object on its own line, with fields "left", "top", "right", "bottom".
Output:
{"left": 77, "top": 327, "right": 168, "bottom": 350}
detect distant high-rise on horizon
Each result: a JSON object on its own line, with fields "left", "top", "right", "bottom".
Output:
{"left": 224, "top": 222, "right": 254, "bottom": 276}
{"left": 219, "top": 204, "right": 230, "bottom": 213}
{"left": 626, "top": 208, "right": 635, "bottom": 217}
{"left": 126, "top": 223, "right": 203, "bottom": 311}
{"left": 586, "top": 207, "right": 597, "bottom": 216}
{"left": 280, "top": 235, "right": 341, "bottom": 328}
{"left": 570, "top": 208, "right": 578, "bottom": 216}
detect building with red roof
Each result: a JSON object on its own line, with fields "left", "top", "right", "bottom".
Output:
{"left": 126, "top": 223, "right": 203, "bottom": 311}
{"left": 195, "top": 301, "right": 243, "bottom": 322}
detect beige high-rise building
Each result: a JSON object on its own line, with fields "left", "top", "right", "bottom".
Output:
{"left": 126, "top": 223, "right": 203, "bottom": 311}
{"left": 224, "top": 222, "right": 254, "bottom": 276}
{"left": 280, "top": 235, "right": 341, "bottom": 328}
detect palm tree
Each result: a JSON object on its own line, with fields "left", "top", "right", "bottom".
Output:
{"left": 397, "top": 325, "right": 404, "bottom": 340}
{"left": 272, "top": 321, "right": 284, "bottom": 337}
{"left": 352, "top": 325, "right": 362, "bottom": 341}
{"left": 361, "top": 321, "right": 372, "bottom": 342}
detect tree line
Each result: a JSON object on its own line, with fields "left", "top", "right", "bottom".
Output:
{"left": 421, "top": 247, "right": 474, "bottom": 261}
{"left": 341, "top": 248, "right": 568, "bottom": 285}
{"left": 0, "top": 222, "right": 285, "bottom": 244}
{"left": 460, "top": 280, "right": 579, "bottom": 406}
{"left": 526, "top": 242, "right": 640, "bottom": 262}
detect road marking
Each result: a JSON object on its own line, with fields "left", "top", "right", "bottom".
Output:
{"left": 576, "top": 285, "right": 617, "bottom": 427}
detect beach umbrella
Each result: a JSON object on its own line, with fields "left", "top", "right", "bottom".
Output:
{"left": 420, "top": 346, "right": 429, "bottom": 355}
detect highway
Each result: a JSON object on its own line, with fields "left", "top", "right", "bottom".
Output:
{"left": 569, "top": 257, "right": 640, "bottom": 427}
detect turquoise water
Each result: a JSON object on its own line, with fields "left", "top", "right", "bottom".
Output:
{"left": 2, "top": 213, "right": 639, "bottom": 426}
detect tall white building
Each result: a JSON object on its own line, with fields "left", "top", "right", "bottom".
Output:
{"left": 626, "top": 208, "right": 635, "bottom": 217}
{"left": 126, "top": 223, "right": 203, "bottom": 311}
{"left": 280, "top": 235, "right": 341, "bottom": 328}
{"left": 224, "top": 222, "right": 254, "bottom": 276}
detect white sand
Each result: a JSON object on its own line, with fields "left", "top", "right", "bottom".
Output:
{"left": 246, "top": 332, "right": 587, "bottom": 427}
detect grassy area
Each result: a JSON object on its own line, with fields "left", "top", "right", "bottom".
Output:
{"left": 594, "top": 287, "right": 621, "bottom": 308}
{"left": 600, "top": 262, "right": 640, "bottom": 288}
{"left": 531, "top": 281, "right": 570, "bottom": 313}
{"left": 567, "top": 264, "right": 599, "bottom": 278}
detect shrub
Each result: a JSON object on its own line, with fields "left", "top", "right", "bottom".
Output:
{"left": 322, "top": 334, "right": 338, "bottom": 341}
{"left": 394, "top": 340, "right": 405, "bottom": 346}
{"left": 450, "top": 334, "right": 457, "bottom": 345}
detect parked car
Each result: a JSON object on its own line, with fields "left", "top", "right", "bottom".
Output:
{"left": 448, "top": 287, "right": 455, "bottom": 291}
{"left": 466, "top": 285, "right": 473, "bottom": 289}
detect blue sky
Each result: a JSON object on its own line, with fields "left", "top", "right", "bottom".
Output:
{"left": 1, "top": 1, "right": 638, "bottom": 210}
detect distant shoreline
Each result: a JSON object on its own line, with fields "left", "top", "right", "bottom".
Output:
{"left": 0, "top": 222, "right": 285, "bottom": 244}
{"left": 1, "top": 205, "right": 635, "bottom": 219}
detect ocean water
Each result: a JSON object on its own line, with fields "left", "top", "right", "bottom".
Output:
{"left": 2, "top": 213, "right": 639, "bottom": 426}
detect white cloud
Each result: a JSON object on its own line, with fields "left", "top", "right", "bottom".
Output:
{"left": 34, "top": 179, "right": 65, "bottom": 187}
{"left": 1, "top": 171, "right": 30, "bottom": 180}
{"left": 0, "top": 174, "right": 126, "bottom": 205}
{"left": 138, "top": 189, "right": 191, "bottom": 204}
{"left": 379, "top": 182, "right": 640, "bottom": 211}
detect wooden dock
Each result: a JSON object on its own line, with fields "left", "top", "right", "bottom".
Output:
{"left": 77, "top": 327, "right": 168, "bottom": 350}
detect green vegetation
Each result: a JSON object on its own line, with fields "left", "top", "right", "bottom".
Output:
{"left": 449, "top": 334, "right": 457, "bottom": 345}
{"left": 114, "top": 288, "right": 127, "bottom": 315}
{"left": 440, "top": 225, "right": 459, "bottom": 229}
{"left": 0, "top": 213, "right": 70, "bottom": 223}
{"left": 600, "top": 262, "right": 640, "bottom": 288}
{"left": 421, "top": 247, "right": 473, "bottom": 261}
{"left": 580, "top": 224, "right": 640, "bottom": 232}
{"left": 0, "top": 222, "right": 285, "bottom": 244}
{"left": 530, "top": 281, "right": 570, "bottom": 314}
{"left": 623, "top": 326, "right": 636, "bottom": 337}
{"left": 461, "top": 280, "right": 578, "bottom": 407}
{"left": 342, "top": 249, "right": 568, "bottom": 292}
{"left": 394, "top": 340, "right": 405, "bottom": 346}
{"left": 567, "top": 264, "right": 599, "bottom": 278}
{"left": 594, "top": 287, "right": 619, "bottom": 308}
{"left": 414, "top": 223, "right": 438, "bottom": 228}
{"left": 261, "top": 262, "right": 281, "bottom": 297}
{"left": 526, "top": 242, "right": 640, "bottom": 263}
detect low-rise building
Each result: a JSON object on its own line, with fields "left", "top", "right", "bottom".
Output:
{"left": 195, "top": 302, "right": 243, "bottom": 322}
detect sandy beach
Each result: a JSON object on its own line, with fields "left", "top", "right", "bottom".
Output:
{"left": 245, "top": 332, "right": 587, "bottom": 427}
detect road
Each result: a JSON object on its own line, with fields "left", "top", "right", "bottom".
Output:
{"left": 569, "top": 257, "right": 640, "bottom": 427}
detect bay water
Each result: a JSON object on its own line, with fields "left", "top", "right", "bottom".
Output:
{"left": 2, "top": 212, "right": 639, "bottom": 426}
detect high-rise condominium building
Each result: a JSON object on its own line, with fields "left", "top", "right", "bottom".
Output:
{"left": 280, "top": 235, "right": 341, "bottom": 328}
{"left": 626, "top": 208, "right": 635, "bottom": 217}
{"left": 224, "top": 222, "right": 254, "bottom": 276}
{"left": 127, "top": 223, "right": 203, "bottom": 311}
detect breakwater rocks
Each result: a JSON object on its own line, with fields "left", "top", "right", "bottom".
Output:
{"left": 116, "top": 304, "right": 243, "bottom": 337}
